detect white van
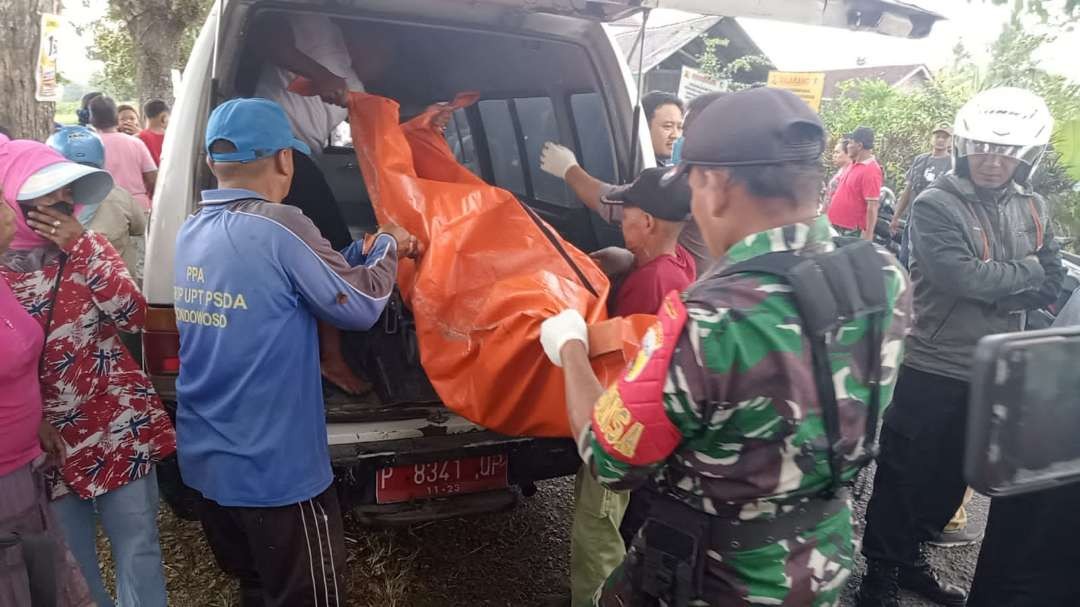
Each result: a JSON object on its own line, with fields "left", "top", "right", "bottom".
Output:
{"left": 144, "top": 0, "right": 941, "bottom": 523}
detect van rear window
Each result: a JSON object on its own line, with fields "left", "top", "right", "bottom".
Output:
{"left": 478, "top": 100, "right": 528, "bottom": 197}
{"left": 570, "top": 93, "right": 617, "bottom": 185}
{"left": 447, "top": 109, "right": 482, "bottom": 178}
{"left": 476, "top": 97, "right": 576, "bottom": 208}
{"left": 513, "top": 97, "right": 571, "bottom": 207}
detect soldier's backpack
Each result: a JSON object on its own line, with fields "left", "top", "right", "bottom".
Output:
{"left": 716, "top": 239, "right": 890, "bottom": 494}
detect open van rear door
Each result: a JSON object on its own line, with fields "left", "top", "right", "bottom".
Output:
{"left": 477, "top": 0, "right": 942, "bottom": 38}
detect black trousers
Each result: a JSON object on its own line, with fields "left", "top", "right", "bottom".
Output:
{"left": 619, "top": 487, "right": 656, "bottom": 548}
{"left": 198, "top": 484, "right": 348, "bottom": 607}
{"left": 862, "top": 365, "right": 970, "bottom": 566}
{"left": 968, "top": 483, "right": 1080, "bottom": 606}
{"left": 284, "top": 151, "right": 352, "bottom": 251}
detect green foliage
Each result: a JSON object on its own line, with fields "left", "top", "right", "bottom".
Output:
{"left": 983, "top": 0, "right": 1079, "bottom": 18}
{"left": 822, "top": 4, "right": 1080, "bottom": 245}
{"left": 53, "top": 101, "right": 80, "bottom": 127}
{"left": 695, "top": 37, "right": 772, "bottom": 91}
{"left": 87, "top": 19, "right": 137, "bottom": 101}
{"left": 87, "top": 0, "right": 210, "bottom": 101}
{"left": 821, "top": 78, "right": 967, "bottom": 192}
{"left": 1059, "top": 119, "right": 1080, "bottom": 181}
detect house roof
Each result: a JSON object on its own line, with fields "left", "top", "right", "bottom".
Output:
{"left": 821, "top": 64, "right": 931, "bottom": 98}
{"left": 609, "top": 14, "right": 722, "bottom": 73}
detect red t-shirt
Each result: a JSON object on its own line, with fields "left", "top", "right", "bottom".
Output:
{"left": 827, "top": 158, "right": 883, "bottom": 231}
{"left": 614, "top": 245, "right": 697, "bottom": 317}
{"left": 137, "top": 129, "right": 165, "bottom": 166}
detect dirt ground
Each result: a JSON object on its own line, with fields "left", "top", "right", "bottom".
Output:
{"left": 101, "top": 478, "right": 576, "bottom": 607}
{"left": 97, "top": 473, "right": 985, "bottom": 606}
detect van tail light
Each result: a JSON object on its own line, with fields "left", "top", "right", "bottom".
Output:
{"left": 144, "top": 306, "right": 180, "bottom": 375}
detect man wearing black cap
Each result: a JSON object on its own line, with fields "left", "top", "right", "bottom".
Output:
{"left": 539, "top": 87, "right": 912, "bottom": 606}
{"left": 604, "top": 167, "right": 697, "bottom": 317}
{"left": 827, "top": 126, "right": 884, "bottom": 240}
{"left": 891, "top": 125, "right": 954, "bottom": 267}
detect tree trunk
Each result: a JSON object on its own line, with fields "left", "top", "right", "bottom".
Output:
{"left": 0, "top": 0, "right": 56, "bottom": 140}
{"left": 125, "top": 11, "right": 186, "bottom": 104}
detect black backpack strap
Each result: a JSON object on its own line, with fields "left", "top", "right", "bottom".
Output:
{"left": 38, "top": 254, "right": 68, "bottom": 375}
{"left": 716, "top": 241, "right": 888, "bottom": 493}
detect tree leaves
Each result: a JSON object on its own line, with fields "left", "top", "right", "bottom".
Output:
{"left": 87, "top": 19, "right": 136, "bottom": 101}
{"left": 982, "top": 0, "right": 1079, "bottom": 19}
{"left": 822, "top": 9, "right": 1080, "bottom": 244}
{"left": 1058, "top": 119, "right": 1080, "bottom": 182}
{"left": 822, "top": 79, "right": 954, "bottom": 189}
{"left": 696, "top": 36, "right": 772, "bottom": 91}
{"left": 88, "top": 0, "right": 210, "bottom": 102}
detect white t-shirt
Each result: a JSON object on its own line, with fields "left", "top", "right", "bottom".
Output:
{"left": 254, "top": 15, "right": 365, "bottom": 155}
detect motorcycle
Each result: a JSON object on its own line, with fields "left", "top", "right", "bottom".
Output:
{"left": 873, "top": 186, "right": 903, "bottom": 256}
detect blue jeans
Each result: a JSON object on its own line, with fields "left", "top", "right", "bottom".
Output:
{"left": 899, "top": 222, "right": 912, "bottom": 268}
{"left": 51, "top": 468, "right": 168, "bottom": 607}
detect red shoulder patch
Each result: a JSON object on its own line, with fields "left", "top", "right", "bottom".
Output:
{"left": 591, "top": 291, "right": 687, "bottom": 466}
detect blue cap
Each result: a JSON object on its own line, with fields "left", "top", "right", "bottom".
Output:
{"left": 204, "top": 98, "right": 310, "bottom": 163}
{"left": 47, "top": 126, "right": 106, "bottom": 169}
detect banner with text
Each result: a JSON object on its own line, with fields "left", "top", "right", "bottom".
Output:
{"left": 678, "top": 66, "right": 722, "bottom": 102}
{"left": 35, "top": 13, "right": 62, "bottom": 102}
{"left": 766, "top": 71, "right": 826, "bottom": 112}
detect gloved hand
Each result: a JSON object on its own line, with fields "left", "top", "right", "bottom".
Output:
{"left": 539, "top": 142, "right": 579, "bottom": 179}
{"left": 540, "top": 309, "right": 589, "bottom": 367}
{"left": 997, "top": 280, "right": 1061, "bottom": 313}
{"left": 1036, "top": 245, "right": 1059, "bottom": 272}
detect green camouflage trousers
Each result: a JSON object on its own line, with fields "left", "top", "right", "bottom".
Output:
{"left": 571, "top": 466, "right": 630, "bottom": 607}
{"left": 594, "top": 504, "right": 855, "bottom": 606}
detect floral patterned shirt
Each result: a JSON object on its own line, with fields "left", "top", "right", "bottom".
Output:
{"left": 0, "top": 232, "right": 175, "bottom": 499}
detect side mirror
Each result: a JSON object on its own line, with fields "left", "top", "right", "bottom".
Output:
{"left": 966, "top": 326, "right": 1080, "bottom": 496}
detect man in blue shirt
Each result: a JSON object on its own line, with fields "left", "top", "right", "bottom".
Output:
{"left": 173, "top": 98, "right": 415, "bottom": 606}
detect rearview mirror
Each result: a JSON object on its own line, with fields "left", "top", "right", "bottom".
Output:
{"left": 966, "top": 326, "right": 1080, "bottom": 496}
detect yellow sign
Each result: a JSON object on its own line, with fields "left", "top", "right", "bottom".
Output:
{"left": 767, "top": 71, "right": 826, "bottom": 112}
{"left": 35, "top": 13, "right": 62, "bottom": 102}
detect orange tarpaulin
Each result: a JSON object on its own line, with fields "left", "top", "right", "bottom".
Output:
{"left": 341, "top": 91, "right": 651, "bottom": 437}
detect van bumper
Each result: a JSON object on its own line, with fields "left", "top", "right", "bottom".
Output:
{"left": 156, "top": 398, "right": 580, "bottom": 524}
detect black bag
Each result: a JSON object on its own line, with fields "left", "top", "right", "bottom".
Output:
{"left": 346, "top": 290, "right": 439, "bottom": 405}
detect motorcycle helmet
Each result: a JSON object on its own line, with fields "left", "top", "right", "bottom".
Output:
{"left": 46, "top": 126, "right": 106, "bottom": 169}
{"left": 952, "top": 87, "right": 1053, "bottom": 187}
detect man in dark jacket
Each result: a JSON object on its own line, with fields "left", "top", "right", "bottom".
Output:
{"left": 857, "top": 87, "right": 1064, "bottom": 607}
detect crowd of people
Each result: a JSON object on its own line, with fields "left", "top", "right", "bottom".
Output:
{"left": 1, "top": 91, "right": 175, "bottom": 607}
{"left": 0, "top": 13, "right": 1074, "bottom": 607}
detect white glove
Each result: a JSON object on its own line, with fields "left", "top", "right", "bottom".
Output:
{"left": 539, "top": 142, "right": 579, "bottom": 179}
{"left": 540, "top": 309, "right": 589, "bottom": 367}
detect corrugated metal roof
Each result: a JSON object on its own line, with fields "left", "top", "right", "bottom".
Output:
{"left": 608, "top": 15, "right": 722, "bottom": 73}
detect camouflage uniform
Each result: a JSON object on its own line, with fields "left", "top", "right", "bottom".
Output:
{"left": 583, "top": 215, "right": 913, "bottom": 606}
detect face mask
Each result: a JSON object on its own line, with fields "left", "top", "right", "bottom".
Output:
{"left": 671, "top": 137, "right": 684, "bottom": 165}
{"left": 20, "top": 201, "right": 75, "bottom": 218}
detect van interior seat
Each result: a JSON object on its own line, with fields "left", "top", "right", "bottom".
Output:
{"left": 235, "top": 11, "right": 625, "bottom": 253}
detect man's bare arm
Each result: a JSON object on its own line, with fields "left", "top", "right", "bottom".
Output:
{"left": 142, "top": 170, "right": 157, "bottom": 198}
{"left": 253, "top": 15, "right": 347, "bottom": 105}
{"left": 863, "top": 198, "right": 880, "bottom": 241}
{"left": 891, "top": 184, "right": 912, "bottom": 234}
{"left": 560, "top": 342, "right": 603, "bottom": 440}
{"left": 564, "top": 166, "right": 610, "bottom": 215}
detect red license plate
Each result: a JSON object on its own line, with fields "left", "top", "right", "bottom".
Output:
{"left": 375, "top": 454, "right": 509, "bottom": 504}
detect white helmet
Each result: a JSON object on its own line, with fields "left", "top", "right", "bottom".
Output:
{"left": 953, "top": 87, "right": 1054, "bottom": 186}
